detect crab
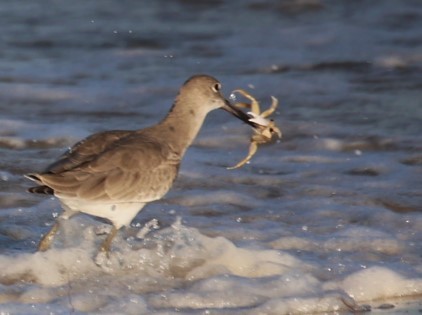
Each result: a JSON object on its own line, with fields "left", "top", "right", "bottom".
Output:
{"left": 227, "top": 89, "right": 282, "bottom": 170}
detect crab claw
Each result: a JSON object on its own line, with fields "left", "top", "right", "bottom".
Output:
{"left": 247, "top": 112, "right": 282, "bottom": 139}
{"left": 222, "top": 99, "right": 260, "bottom": 128}
{"left": 247, "top": 111, "right": 271, "bottom": 127}
{"left": 272, "top": 125, "right": 282, "bottom": 139}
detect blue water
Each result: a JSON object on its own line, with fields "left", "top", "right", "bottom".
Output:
{"left": 0, "top": 1, "right": 421, "bottom": 314}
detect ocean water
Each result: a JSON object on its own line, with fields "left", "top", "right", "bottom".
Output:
{"left": 0, "top": 0, "right": 421, "bottom": 314}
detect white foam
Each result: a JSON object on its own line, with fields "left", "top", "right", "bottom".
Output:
{"left": 0, "top": 219, "right": 421, "bottom": 313}
{"left": 271, "top": 226, "right": 403, "bottom": 255}
{"left": 0, "top": 248, "right": 97, "bottom": 287}
{"left": 338, "top": 267, "right": 422, "bottom": 301}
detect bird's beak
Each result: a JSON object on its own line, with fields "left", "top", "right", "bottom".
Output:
{"left": 221, "top": 99, "right": 259, "bottom": 128}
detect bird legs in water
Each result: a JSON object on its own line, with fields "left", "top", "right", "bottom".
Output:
{"left": 38, "top": 221, "right": 60, "bottom": 252}
{"left": 38, "top": 216, "right": 119, "bottom": 258}
{"left": 37, "top": 210, "right": 78, "bottom": 252}
{"left": 98, "top": 226, "right": 118, "bottom": 257}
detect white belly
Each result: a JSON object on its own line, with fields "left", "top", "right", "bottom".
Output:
{"left": 59, "top": 198, "right": 146, "bottom": 229}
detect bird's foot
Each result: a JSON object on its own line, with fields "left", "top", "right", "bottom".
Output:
{"left": 37, "top": 222, "right": 60, "bottom": 252}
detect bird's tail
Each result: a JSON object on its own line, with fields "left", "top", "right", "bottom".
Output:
{"left": 25, "top": 174, "right": 54, "bottom": 195}
{"left": 28, "top": 185, "right": 54, "bottom": 194}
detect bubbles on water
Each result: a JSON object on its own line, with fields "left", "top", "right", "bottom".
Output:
{"left": 0, "top": 171, "right": 9, "bottom": 181}
{"left": 0, "top": 217, "right": 420, "bottom": 313}
{"left": 136, "top": 218, "right": 160, "bottom": 239}
{"left": 94, "top": 224, "right": 112, "bottom": 235}
{"left": 271, "top": 64, "right": 280, "bottom": 71}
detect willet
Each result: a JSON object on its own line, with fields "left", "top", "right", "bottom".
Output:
{"left": 26, "top": 74, "right": 258, "bottom": 255}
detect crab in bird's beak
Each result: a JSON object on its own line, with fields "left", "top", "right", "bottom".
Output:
{"left": 222, "top": 99, "right": 261, "bottom": 129}
{"left": 222, "top": 89, "right": 282, "bottom": 169}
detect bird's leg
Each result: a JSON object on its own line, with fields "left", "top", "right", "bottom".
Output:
{"left": 38, "top": 210, "right": 77, "bottom": 251}
{"left": 38, "top": 221, "right": 60, "bottom": 252}
{"left": 99, "top": 226, "right": 118, "bottom": 257}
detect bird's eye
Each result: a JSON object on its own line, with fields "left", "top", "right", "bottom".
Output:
{"left": 212, "top": 83, "right": 221, "bottom": 92}
{"left": 269, "top": 128, "right": 274, "bottom": 133}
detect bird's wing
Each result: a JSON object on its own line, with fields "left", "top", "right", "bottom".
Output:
{"left": 34, "top": 135, "right": 181, "bottom": 203}
{"left": 45, "top": 130, "right": 133, "bottom": 174}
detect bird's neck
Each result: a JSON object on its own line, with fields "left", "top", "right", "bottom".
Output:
{"left": 147, "top": 100, "right": 209, "bottom": 157}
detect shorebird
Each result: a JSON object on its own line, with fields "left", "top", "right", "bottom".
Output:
{"left": 26, "top": 74, "right": 258, "bottom": 255}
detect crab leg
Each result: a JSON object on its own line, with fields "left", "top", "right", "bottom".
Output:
{"left": 227, "top": 141, "right": 258, "bottom": 170}
{"left": 233, "top": 102, "right": 252, "bottom": 110}
{"left": 232, "top": 89, "right": 260, "bottom": 114}
{"left": 260, "top": 96, "right": 278, "bottom": 118}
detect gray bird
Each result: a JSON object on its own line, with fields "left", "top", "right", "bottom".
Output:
{"left": 26, "top": 74, "right": 257, "bottom": 255}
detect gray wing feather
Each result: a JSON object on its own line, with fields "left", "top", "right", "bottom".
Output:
{"left": 35, "top": 134, "right": 181, "bottom": 202}
{"left": 45, "top": 130, "right": 133, "bottom": 174}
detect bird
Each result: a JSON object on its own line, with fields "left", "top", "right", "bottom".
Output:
{"left": 25, "top": 74, "right": 258, "bottom": 256}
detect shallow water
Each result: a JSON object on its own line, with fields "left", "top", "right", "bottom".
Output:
{"left": 0, "top": 0, "right": 421, "bottom": 314}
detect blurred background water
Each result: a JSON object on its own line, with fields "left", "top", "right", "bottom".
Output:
{"left": 0, "top": 0, "right": 421, "bottom": 314}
